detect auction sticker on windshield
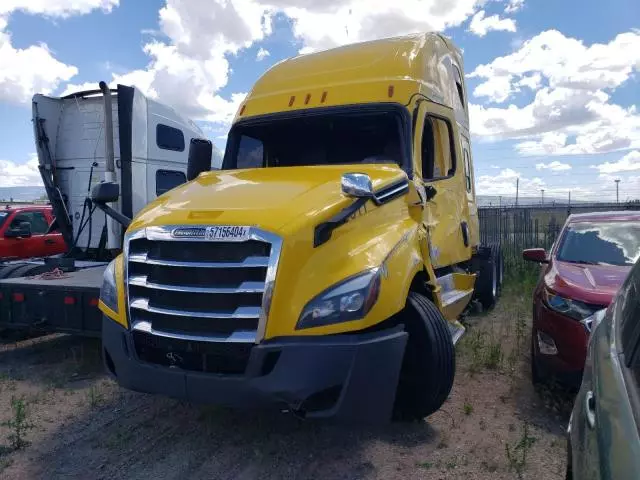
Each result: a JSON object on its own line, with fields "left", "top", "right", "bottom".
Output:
{"left": 205, "top": 226, "right": 250, "bottom": 242}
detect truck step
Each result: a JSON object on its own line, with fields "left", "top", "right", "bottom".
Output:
{"left": 448, "top": 321, "right": 466, "bottom": 345}
{"left": 435, "top": 273, "right": 476, "bottom": 334}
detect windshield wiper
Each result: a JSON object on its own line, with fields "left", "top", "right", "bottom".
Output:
{"left": 561, "top": 259, "right": 600, "bottom": 265}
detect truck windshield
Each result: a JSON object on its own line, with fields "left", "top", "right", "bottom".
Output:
{"left": 0, "top": 211, "right": 8, "bottom": 229}
{"left": 557, "top": 221, "right": 640, "bottom": 266}
{"left": 224, "top": 109, "right": 405, "bottom": 170}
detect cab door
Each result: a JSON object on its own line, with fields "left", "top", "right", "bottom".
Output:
{"left": 460, "top": 134, "right": 479, "bottom": 248}
{"left": 42, "top": 209, "right": 66, "bottom": 256}
{"left": 413, "top": 101, "right": 471, "bottom": 269}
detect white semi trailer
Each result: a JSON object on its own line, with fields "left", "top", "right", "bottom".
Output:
{"left": 0, "top": 83, "right": 221, "bottom": 335}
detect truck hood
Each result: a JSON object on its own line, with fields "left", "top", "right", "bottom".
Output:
{"left": 129, "top": 165, "right": 408, "bottom": 234}
{"left": 549, "top": 260, "right": 630, "bottom": 305}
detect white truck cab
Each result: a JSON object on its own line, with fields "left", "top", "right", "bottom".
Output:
{"left": 0, "top": 83, "right": 221, "bottom": 336}
{"left": 33, "top": 84, "right": 222, "bottom": 252}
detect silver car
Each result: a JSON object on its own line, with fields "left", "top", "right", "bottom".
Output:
{"left": 567, "top": 258, "right": 640, "bottom": 479}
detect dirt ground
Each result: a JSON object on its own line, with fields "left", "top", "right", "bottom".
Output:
{"left": 0, "top": 284, "right": 573, "bottom": 480}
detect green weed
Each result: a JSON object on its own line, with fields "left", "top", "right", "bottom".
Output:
{"left": 505, "top": 423, "right": 537, "bottom": 479}
{"left": 2, "top": 397, "right": 34, "bottom": 450}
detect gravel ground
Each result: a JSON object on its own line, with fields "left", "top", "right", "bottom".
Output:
{"left": 0, "top": 284, "right": 572, "bottom": 480}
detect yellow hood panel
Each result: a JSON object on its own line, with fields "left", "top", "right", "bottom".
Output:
{"left": 129, "top": 165, "right": 407, "bottom": 234}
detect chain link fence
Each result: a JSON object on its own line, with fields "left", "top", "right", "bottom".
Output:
{"left": 479, "top": 203, "right": 640, "bottom": 271}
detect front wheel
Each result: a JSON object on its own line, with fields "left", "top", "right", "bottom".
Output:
{"left": 393, "top": 292, "right": 455, "bottom": 421}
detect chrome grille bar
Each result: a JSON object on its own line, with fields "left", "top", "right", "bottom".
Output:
{"left": 128, "top": 275, "right": 265, "bottom": 294}
{"left": 131, "top": 320, "right": 257, "bottom": 343}
{"left": 128, "top": 252, "right": 270, "bottom": 268}
{"left": 130, "top": 298, "right": 261, "bottom": 319}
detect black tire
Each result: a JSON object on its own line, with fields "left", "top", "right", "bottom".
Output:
{"left": 476, "top": 249, "right": 498, "bottom": 310}
{"left": 6, "top": 264, "right": 42, "bottom": 279}
{"left": 393, "top": 292, "right": 455, "bottom": 421}
{"left": 494, "top": 244, "right": 504, "bottom": 295}
{"left": 0, "top": 263, "right": 30, "bottom": 280}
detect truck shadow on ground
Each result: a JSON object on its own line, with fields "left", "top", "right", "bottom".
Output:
{"left": 0, "top": 334, "right": 443, "bottom": 480}
{"left": 22, "top": 389, "right": 441, "bottom": 480}
{"left": 0, "top": 333, "right": 102, "bottom": 390}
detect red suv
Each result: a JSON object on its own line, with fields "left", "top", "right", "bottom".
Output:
{"left": 523, "top": 211, "right": 640, "bottom": 386}
{"left": 0, "top": 206, "right": 67, "bottom": 260}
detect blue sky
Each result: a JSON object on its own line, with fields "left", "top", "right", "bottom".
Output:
{"left": 0, "top": 0, "right": 639, "bottom": 202}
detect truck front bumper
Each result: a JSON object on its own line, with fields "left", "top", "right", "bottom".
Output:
{"left": 102, "top": 317, "right": 408, "bottom": 423}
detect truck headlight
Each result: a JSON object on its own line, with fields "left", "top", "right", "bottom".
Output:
{"left": 543, "top": 289, "right": 598, "bottom": 321}
{"left": 100, "top": 260, "right": 118, "bottom": 314}
{"left": 297, "top": 269, "right": 381, "bottom": 329}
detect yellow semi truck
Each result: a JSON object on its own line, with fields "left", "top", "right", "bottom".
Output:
{"left": 96, "top": 33, "right": 503, "bottom": 422}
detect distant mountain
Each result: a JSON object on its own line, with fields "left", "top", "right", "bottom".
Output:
{"left": 0, "top": 186, "right": 46, "bottom": 202}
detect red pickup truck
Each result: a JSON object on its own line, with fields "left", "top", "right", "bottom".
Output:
{"left": 0, "top": 206, "right": 66, "bottom": 260}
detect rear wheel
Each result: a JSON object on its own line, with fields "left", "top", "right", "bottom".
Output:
{"left": 476, "top": 253, "right": 498, "bottom": 310}
{"left": 494, "top": 244, "right": 504, "bottom": 294}
{"left": 393, "top": 292, "right": 455, "bottom": 421}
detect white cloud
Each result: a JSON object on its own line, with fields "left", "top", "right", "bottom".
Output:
{"left": 468, "top": 10, "right": 516, "bottom": 37}
{"left": 256, "top": 47, "right": 270, "bottom": 60}
{"left": 469, "top": 30, "right": 640, "bottom": 156}
{"left": 504, "top": 0, "right": 524, "bottom": 13}
{"left": 0, "top": 28, "right": 78, "bottom": 103}
{"left": 61, "top": 0, "right": 487, "bottom": 133}
{"left": 535, "top": 160, "right": 571, "bottom": 171}
{"left": 591, "top": 151, "right": 640, "bottom": 174}
{"left": 470, "top": 30, "right": 640, "bottom": 97}
{"left": 0, "top": 154, "right": 42, "bottom": 187}
{"left": 281, "top": 0, "right": 482, "bottom": 53}
{"left": 476, "top": 168, "right": 542, "bottom": 196}
{"left": 0, "top": 0, "right": 120, "bottom": 104}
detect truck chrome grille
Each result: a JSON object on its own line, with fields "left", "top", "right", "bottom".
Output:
{"left": 124, "top": 226, "right": 281, "bottom": 349}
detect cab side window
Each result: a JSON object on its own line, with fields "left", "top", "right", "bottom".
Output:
{"left": 453, "top": 64, "right": 466, "bottom": 111}
{"left": 11, "top": 212, "right": 48, "bottom": 234}
{"left": 463, "top": 149, "right": 472, "bottom": 192}
{"left": 156, "top": 170, "right": 186, "bottom": 196}
{"left": 421, "top": 116, "right": 455, "bottom": 181}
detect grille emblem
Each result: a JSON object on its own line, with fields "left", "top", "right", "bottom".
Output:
{"left": 171, "top": 226, "right": 250, "bottom": 242}
{"left": 166, "top": 352, "right": 183, "bottom": 365}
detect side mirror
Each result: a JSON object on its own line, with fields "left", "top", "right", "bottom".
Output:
{"left": 187, "top": 138, "right": 213, "bottom": 181}
{"left": 523, "top": 248, "right": 548, "bottom": 264}
{"left": 91, "top": 182, "right": 120, "bottom": 204}
{"left": 5, "top": 221, "right": 32, "bottom": 239}
{"left": 342, "top": 173, "right": 373, "bottom": 199}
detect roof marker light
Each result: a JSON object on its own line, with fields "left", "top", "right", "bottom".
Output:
{"left": 289, "top": 96, "right": 296, "bottom": 107}
{"left": 388, "top": 85, "right": 395, "bottom": 98}
{"left": 305, "top": 94, "right": 311, "bottom": 105}
{"left": 321, "top": 92, "right": 327, "bottom": 103}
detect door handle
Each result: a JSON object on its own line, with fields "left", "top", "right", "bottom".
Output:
{"left": 44, "top": 238, "right": 55, "bottom": 245}
{"left": 585, "top": 390, "right": 596, "bottom": 429}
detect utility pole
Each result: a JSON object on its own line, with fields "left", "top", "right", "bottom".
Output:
{"left": 515, "top": 178, "right": 519, "bottom": 207}
{"left": 568, "top": 191, "right": 571, "bottom": 206}
{"left": 615, "top": 179, "right": 620, "bottom": 204}
{"left": 541, "top": 188, "right": 545, "bottom": 205}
